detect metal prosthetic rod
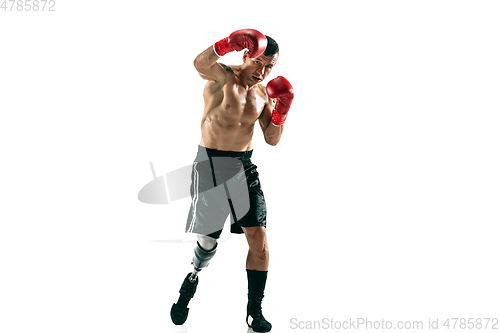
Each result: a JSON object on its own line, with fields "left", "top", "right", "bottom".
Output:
{"left": 189, "top": 266, "right": 202, "bottom": 283}
{"left": 189, "top": 271, "right": 199, "bottom": 283}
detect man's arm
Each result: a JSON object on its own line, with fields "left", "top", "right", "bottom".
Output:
{"left": 259, "top": 76, "right": 295, "bottom": 146}
{"left": 193, "top": 29, "right": 267, "bottom": 82}
{"left": 259, "top": 100, "right": 284, "bottom": 146}
{"left": 193, "top": 46, "right": 229, "bottom": 82}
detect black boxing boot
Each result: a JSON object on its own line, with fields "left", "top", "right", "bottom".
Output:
{"left": 170, "top": 273, "right": 198, "bottom": 325}
{"left": 246, "top": 269, "right": 272, "bottom": 332}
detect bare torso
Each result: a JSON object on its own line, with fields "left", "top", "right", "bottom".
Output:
{"left": 200, "top": 66, "right": 269, "bottom": 152}
{"left": 193, "top": 44, "right": 282, "bottom": 150}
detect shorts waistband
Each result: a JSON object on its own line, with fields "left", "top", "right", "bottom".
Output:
{"left": 197, "top": 145, "right": 253, "bottom": 160}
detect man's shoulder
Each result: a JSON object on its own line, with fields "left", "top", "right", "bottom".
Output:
{"left": 204, "top": 63, "right": 235, "bottom": 91}
{"left": 218, "top": 62, "right": 234, "bottom": 74}
{"left": 256, "top": 83, "right": 269, "bottom": 99}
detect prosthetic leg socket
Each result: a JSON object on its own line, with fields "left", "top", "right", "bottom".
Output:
{"left": 192, "top": 241, "right": 218, "bottom": 272}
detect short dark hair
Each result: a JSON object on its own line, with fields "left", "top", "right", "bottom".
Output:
{"left": 263, "top": 35, "right": 279, "bottom": 57}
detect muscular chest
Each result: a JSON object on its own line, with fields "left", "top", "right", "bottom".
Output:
{"left": 221, "top": 85, "right": 266, "bottom": 124}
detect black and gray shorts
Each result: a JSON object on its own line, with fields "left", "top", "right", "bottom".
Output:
{"left": 185, "top": 145, "right": 267, "bottom": 239}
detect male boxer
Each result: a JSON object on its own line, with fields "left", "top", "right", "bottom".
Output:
{"left": 170, "top": 29, "right": 294, "bottom": 332}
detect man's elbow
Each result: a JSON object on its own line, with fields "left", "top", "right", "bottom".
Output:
{"left": 193, "top": 57, "right": 201, "bottom": 70}
{"left": 265, "top": 137, "right": 280, "bottom": 146}
{"left": 194, "top": 53, "right": 212, "bottom": 71}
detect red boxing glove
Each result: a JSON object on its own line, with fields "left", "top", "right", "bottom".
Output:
{"left": 266, "top": 76, "right": 295, "bottom": 126}
{"left": 214, "top": 29, "right": 267, "bottom": 58}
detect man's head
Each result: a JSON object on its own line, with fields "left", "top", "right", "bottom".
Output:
{"left": 241, "top": 36, "right": 279, "bottom": 85}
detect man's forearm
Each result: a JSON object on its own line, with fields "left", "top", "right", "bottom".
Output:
{"left": 264, "top": 123, "right": 284, "bottom": 146}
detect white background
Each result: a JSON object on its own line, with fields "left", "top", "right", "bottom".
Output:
{"left": 1, "top": 0, "right": 499, "bottom": 332}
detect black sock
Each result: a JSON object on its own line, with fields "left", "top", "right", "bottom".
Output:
{"left": 246, "top": 269, "right": 268, "bottom": 297}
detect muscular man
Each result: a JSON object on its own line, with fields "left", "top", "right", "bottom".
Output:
{"left": 170, "top": 29, "right": 294, "bottom": 332}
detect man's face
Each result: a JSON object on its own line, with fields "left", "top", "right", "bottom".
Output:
{"left": 242, "top": 51, "right": 279, "bottom": 85}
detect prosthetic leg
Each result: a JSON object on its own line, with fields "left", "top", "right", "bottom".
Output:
{"left": 170, "top": 239, "right": 217, "bottom": 325}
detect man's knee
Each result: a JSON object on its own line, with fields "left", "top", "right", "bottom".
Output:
{"left": 244, "top": 227, "right": 268, "bottom": 256}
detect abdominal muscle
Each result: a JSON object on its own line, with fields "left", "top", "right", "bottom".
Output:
{"left": 200, "top": 109, "right": 256, "bottom": 152}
